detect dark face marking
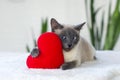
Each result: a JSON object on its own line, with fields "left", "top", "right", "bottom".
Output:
{"left": 59, "top": 28, "right": 79, "bottom": 51}
{"left": 51, "top": 18, "right": 63, "bottom": 32}
{"left": 74, "top": 22, "right": 86, "bottom": 31}
{"left": 50, "top": 18, "right": 86, "bottom": 51}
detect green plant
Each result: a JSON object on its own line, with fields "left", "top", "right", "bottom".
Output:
{"left": 85, "top": 0, "right": 120, "bottom": 50}
{"left": 26, "top": 18, "right": 48, "bottom": 52}
{"left": 103, "top": 0, "right": 120, "bottom": 50}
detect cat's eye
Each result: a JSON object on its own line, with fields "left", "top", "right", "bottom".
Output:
{"left": 73, "top": 36, "right": 77, "bottom": 40}
{"left": 62, "top": 36, "right": 66, "bottom": 40}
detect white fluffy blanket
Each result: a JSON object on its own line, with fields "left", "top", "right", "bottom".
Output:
{"left": 0, "top": 51, "right": 120, "bottom": 80}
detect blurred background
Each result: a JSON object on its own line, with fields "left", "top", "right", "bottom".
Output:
{"left": 0, "top": 0, "right": 119, "bottom": 53}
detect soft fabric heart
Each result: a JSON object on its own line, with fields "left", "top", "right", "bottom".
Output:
{"left": 26, "top": 32, "right": 64, "bottom": 69}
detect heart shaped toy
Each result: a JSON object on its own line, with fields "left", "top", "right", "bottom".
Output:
{"left": 26, "top": 32, "right": 64, "bottom": 69}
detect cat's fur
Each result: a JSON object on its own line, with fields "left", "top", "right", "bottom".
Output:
{"left": 31, "top": 18, "right": 96, "bottom": 70}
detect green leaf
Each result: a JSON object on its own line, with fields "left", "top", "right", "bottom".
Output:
{"left": 41, "top": 18, "right": 48, "bottom": 34}
{"left": 104, "top": 0, "right": 120, "bottom": 50}
{"left": 90, "top": 0, "right": 96, "bottom": 47}
{"left": 103, "top": 1, "right": 112, "bottom": 50}
{"left": 26, "top": 44, "right": 30, "bottom": 53}
{"left": 100, "top": 11, "right": 105, "bottom": 38}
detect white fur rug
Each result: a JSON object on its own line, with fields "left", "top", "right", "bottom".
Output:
{"left": 0, "top": 51, "right": 120, "bottom": 80}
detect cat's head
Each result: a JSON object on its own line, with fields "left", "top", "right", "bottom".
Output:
{"left": 50, "top": 18, "right": 85, "bottom": 51}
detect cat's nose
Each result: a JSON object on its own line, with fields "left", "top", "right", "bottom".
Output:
{"left": 68, "top": 44, "right": 72, "bottom": 48}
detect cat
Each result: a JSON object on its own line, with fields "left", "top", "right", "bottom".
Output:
{"left": 31, "top": 18, "right": 96, "bottom": 70}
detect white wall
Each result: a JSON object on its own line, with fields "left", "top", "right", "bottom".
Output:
{"left": 0, "top": 0, "right": 119, "bottom": 52}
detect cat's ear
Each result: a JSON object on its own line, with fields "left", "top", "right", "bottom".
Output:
{"left": 51, "top": 18, "right": 63, "bottom": 32}
{"left": 74, "top": 22, "right": 86, "bottom": 31}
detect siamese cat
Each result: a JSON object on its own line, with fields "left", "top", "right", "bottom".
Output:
{"left": 31, "top": 18, "right": 96, "bottom": 70}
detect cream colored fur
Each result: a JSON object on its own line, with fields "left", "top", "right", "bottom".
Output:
{"left": 63, "top": 36, "right": 96, "bottom": 67}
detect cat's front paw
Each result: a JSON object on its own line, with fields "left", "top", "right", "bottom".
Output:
{"left": 61, "top": 63, "right": 70, "bottom": 70}
{"left": 31, "top": 47, "right": 40, "bottom": 58}
{"left": 61, "top": 61, "right": 77, "bottom": 70}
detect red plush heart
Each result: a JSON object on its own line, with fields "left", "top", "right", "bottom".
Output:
{"left": 26, "top": 32, "right": 64, "bottom": 69}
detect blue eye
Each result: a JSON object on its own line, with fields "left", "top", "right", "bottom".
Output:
{"left": 62, "top": 36, "right": 66, "bottom": 40}
{"left": 73, "top": 36, "right": 77, "bottom": 40}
